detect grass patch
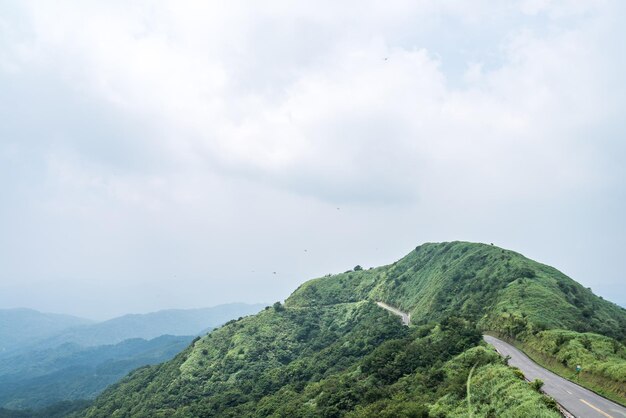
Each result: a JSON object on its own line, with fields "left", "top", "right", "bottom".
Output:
{"left": 485, "top": 331, "right": 626, "bottom": 408}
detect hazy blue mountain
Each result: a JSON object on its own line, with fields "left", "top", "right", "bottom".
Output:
{"left": 0, "top": 309, "right": 93, "bottom": 354}
{"left": 0, "top": 303, "right": 265, "bottom": 410}
{"left": 0, "top": 335, "right": 193, "bottom": 410}
{"left": 1, "top": 303, "right": 265, "bottom": 357}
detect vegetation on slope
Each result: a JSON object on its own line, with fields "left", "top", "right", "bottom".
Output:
{"left": 504, "top": 330, "right": 626, "bottom": 403}
{"left": 287, "top": 241, "right": 626, "bottom": 403}
{"left": 81, "top": 241, "right": 626, "bottom": 416}
{"left": 82, "top": 302, "right": 559, "bottom": 417}
{"left": 287, "top": 242, "right": 626, "bottom": 342}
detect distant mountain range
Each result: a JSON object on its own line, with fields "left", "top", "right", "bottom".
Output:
{"left": 12, "top": 303, "right": 266, "bottom": 352}
{"left": 0, "top": 309, "right": 93, "bottom": 354}
{"left": 0, "top": 335, "right": 193, "bottom": 410}
{"left": 0, "top": 303, "right": 264, "bottom": 410}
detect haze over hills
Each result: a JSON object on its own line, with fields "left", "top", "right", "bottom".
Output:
{"left": 81, "top": 242, "right": 626, "bottom": 417}
{"left": 0, "top": 335, "right": 193, "bottom": 410}
{"left": 0, "top": 303, "right": 265, "bottom": 357}
{"left": 24, "top": 303, "right": 266, "bottom": 351}
{"left": 0, "top": 303, "right": 265, "bottom": 411}
{"left": 0, "top": 309, "right": 93, "bottom": 354}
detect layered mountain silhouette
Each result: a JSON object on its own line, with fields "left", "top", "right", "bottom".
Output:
{"left": 0, "top": 304, "right": 264, "bottom": 411}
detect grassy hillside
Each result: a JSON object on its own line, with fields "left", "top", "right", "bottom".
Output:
{"left": 501, "top": 330, "right": 626, "bottom": 403}
{"left": 79, "top": 241, "right": 622, "bottom": 417}
{"left": 286, "top": 242, "right": 626, "bottom": 342}
{"left": 287, "top": 242, "right": 626, "bottom": 403}
{"left": 81, "top": 302, "right": 559, "bottom": 417}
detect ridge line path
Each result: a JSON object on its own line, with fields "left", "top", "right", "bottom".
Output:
{"left": 375, "top": 302, "right": 410, "bottom": 326}
{"left": 484, "top": 335, "right": 626, "bottom": 418}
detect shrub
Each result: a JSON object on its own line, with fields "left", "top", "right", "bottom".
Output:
{"left": 530, "top": 379, "right": 544, "bottom": 392}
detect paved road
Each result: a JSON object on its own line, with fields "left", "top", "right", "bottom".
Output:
{"left": 484, "top": 335, "right": 626, "bottom": 418}
{"left": 376, "top": 302, "right": 410, "bottom": 325}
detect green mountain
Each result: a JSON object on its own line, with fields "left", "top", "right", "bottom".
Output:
{"left": 0, "top": 309, "right": 93, "bottom": 354}
{"left": 80, "top": 242, "right": 626, "bottom": 417}
{"left": 288, "top": 242, "right": 626, "bottom": 341}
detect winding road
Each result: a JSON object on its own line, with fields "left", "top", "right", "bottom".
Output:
{"left": 484, "top": 335, "right": 626, "bottom": 418}
{"left": 375, "top": 302, "right": 626, "bottom": 418}
{"left": 376, "top": 301, "right": 410, "bottom": 325}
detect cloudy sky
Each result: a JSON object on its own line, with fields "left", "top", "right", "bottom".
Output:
{"left": 0, "top": 0, "right": 624, "bottom": 319}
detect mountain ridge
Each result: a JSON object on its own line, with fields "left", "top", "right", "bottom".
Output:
{"left": 286, "top": 241, "right": 626, "bottom": 341}
{"left": 80, "top": 241, "right": 626, "bottom": 417}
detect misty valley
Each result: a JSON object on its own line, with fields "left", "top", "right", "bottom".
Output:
{"left": 0, "top": 304, "right": 264, "bottom": 416}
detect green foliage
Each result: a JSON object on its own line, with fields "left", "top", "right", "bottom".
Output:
{"left": 81, "top": 303, "right": 559, "bottom": 417}
{"left": 530, "top": 379, "right": 544, "bottom": 392}
{"left": 286, "top": 242, "right": 626, "bottom": 343}
{"left": 519, "top": 329, "right": 626, "bottom": 399}
{"left": 79, "top": 242, "right": 626, "bottom": 416}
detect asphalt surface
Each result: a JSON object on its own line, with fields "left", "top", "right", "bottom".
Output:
{"left": 376, "top": 301, "right": 410, "bottom": 325}
{"left": 484, "top": 335, "right": 626, "bottom": 418}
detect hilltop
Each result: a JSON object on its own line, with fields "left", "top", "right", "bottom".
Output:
{"left": 80, "top": 242, "right": 626, "bottom": 417}
{"left": 287, "top": 242, "right": 626, "bottom": 341}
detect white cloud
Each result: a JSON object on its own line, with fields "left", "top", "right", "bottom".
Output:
{"left": 0, "top": 0, "right": 624, "bottom": 316}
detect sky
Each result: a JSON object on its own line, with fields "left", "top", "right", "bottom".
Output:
{"left": 0, "top": 0, "right": 625, "bottom": 320}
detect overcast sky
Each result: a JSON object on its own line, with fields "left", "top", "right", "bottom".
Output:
{"left": 1, "top": 1, "right": 624, "bottom": 319}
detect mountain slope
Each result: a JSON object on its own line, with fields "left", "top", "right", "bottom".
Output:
{"left": 0, "top": 309, "right": 92, "bottom": 354}
{"left": 79, "top": 241, "right": 621, "bottom": 417}
{"left": 287, "top": 241, "right": 626, "bottom": 401}
{"left": 287, "top": 242, "right": 626, "bottom": 341}
{"left": 82, "top": 302, "right": 559, "bottom": 417}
